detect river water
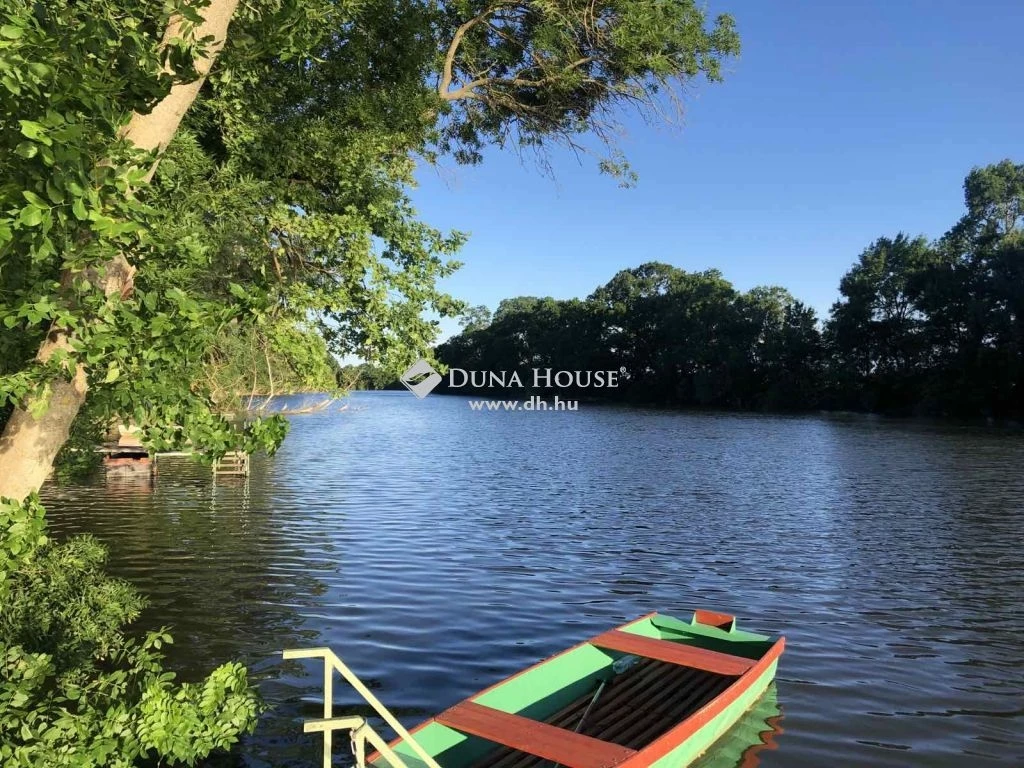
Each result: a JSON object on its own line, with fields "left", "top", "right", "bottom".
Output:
{"left": 40, "top": 392, "right": 1024, "bottom": 767}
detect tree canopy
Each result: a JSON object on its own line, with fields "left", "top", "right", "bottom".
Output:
{"left": 436, "top": 161, "right": 1024, "bottom": 420}
{"left": 1, "top": 0, "right": 741, "bottom": 496}
{"left": 433, "top": 0, "right": 739, "bottom": 177}
{"left": 438, "top": 263, "right": 822, "bottom": 409}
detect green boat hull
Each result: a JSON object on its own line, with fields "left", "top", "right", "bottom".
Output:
{"left": 373, "top": 611, "right": 785, "bottom": 768}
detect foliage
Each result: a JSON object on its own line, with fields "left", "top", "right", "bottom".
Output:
{"left": 0, "top": 494, "right": 48, "bottom": 601}
{"left": 337, "top": 362, "right": 400, "bottom": 390}
{"left": 0, "top": 0, "right": 295, "bottom": 458}
{"left": 825, "top": 160, "right": 1024, "bottom": 417}
{"left": 438, "top": 160, "right": 1024, "bottom": 419}
{"left": 204, "top": 319, "right": 341, "bottom": 405}
{"left": 459, "top": 304, "right": 493, "bottom": 332}
{"left": 1, "top": 0, "right": 743, "bottom": 462}
{"left": 434, "top": 0, "right": 740, "bottom": 180}
{"left": 0, "top": 496, "right": 262, "bottom": 767}
{"left": 823, "top": 234, "right": 936, "bottom": 409}
{"left": 438, "top": 264, "right": 822, "bottom": 409}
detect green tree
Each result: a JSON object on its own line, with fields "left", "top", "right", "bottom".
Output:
{"left": 920, "top": 160, "right": 1024, "bottom": 416}
{"left": 824, "top": 234, "right": 936, "bottom": 412}
{"left": 824, "top": 162, "right": 1023, "bottom": 417}
{"left": 740, "top": 290, "right": 822, "bottom": 410}
{"left": 438, "top": 264, "right": 825, "bottom": 409}
{"left": 459, "top": 304, "right": 493, "bottom": 332}
{"left": 0, "top": 0, "right": 742, "bottom": 501}
{"left": 959, "top": 159, "right": 1024, "bottom": 238}
{"left": 203, "top": 320, "right": 340, "bottom": 406}
{"left": 437, "top": 162, "right": 1023, "bottom": 418}
{"left": 433, "top": 0, "right": 739, "bottom": 178}
{"left": 588, "top": 262, "right": 683, "bottom": 399}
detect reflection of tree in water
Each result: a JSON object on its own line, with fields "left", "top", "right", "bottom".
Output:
{"left": 692, "top": 684, "right": 785, "bottom": 768}
{"left": 41, "top": 455, "right": 335, "bottom": 767}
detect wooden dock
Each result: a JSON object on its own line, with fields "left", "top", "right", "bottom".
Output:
{"left": 93, "top": 446, "right": 251, "bottom": 477}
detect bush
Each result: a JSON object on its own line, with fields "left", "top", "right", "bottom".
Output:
{"left": 0, "top": 496, "right": 262, "bottom": 767}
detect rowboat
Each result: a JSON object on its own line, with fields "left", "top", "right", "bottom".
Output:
{"left": 284, "top": 609, "right": 785, "bottom": 768}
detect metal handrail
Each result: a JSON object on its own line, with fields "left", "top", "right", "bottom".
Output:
{"left": 282, "top": 647, "right": 443, "bottom": 768}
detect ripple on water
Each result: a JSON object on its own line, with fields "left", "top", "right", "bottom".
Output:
{"left": 40, "top": 393, "right": 1024, "bottom": 767}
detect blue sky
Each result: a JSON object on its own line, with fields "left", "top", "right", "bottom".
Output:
{"left": 409, "top": 0, "right": 1024, "bottom": 340}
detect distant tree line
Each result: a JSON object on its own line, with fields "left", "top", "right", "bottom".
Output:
{"left": 433, "top": 161, "right": 1024, "bottom": 419}
{"left": 337, "top": 363, "right": 401, "bottom": 390}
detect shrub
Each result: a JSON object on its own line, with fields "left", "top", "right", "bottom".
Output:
{"left": 0, "top": 496, "right": 262, "bottom": 767}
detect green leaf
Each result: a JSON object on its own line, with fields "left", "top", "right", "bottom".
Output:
{"left": 14, "top": 141, "right": 37, "bottom": 159}
{"left": 72, "top": 197, "right": 87, "bottom": 220}
{"left": 19, "top": 206, "right": 42, "bottom": 227}
{"left": 22, "top": 190, "right": 48, "bottom": 208}
{"left": 0, "top": 24, "right": 24, "bottom": 39}
{"left": 27, "top": 383, "right": 51, "bottom": 418}
{"left": 104, "top": 366, "right": 120, "bottom": 383}
{"left": 18, "top": 120, "right": 45, "bottom": 141}
{"left": 45, "top": 178, "right": 64, "bottom": 204}
{"left": 27, "top": 62, "right": 52, "bottom": 79}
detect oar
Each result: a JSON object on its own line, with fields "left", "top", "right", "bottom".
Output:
{"left": 548, "top": 680, "right": 607, "bottom": 768}
{"left": 573, "top": 678, "right": 608, "bottom": 734}
{"left": 551, "top": 655, "right": 640, "bottom": 768}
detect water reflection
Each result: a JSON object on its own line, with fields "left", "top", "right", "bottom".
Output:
{"left": 40, "top": 393, "right": 1024, "bottom": 767}
{"left": 43, "top": 456, "right": 335, "bottom": 766}
{"left": 692, "top": 684, "right": 784, "bottom": 768}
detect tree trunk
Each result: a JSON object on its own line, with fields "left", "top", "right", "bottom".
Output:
{"left": 0, "top": 338, "right": 88, "bottom": 502}
{"left": 0, "top": 0, "right": 239, "bottom": 502}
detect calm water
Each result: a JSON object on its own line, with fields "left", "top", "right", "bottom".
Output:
{"left": 40, "top": 392, "right": 1024, "bottom": 767}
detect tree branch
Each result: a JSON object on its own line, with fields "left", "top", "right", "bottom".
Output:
{"left": 439, "top": 2, "right": 515, "bottom": 100}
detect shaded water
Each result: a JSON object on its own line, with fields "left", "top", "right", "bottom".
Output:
{"left": 40, "top": 392, "right": 1024, "bottom": 767}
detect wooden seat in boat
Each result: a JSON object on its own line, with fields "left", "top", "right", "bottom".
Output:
{"left": 436, "top": 700, "right": 637, "bottom": 768}
{"left": 589, "top": 630, "right": 753, "bottom": 677}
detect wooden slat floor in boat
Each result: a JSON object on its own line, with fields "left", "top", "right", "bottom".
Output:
{"left": 468, "top": 658, "right": 734, "bottom": 768}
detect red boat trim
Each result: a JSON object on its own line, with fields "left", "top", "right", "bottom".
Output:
{"left": 436, "top": 700, "right": 637, "bottom": 768}
{"left": 615, "top": 636, "right": 786, "bottom": 768}
{"left": 693, "top": 610, "right": 736, "bottom": 631}
{"left": 590, "top": 630, "right": 754, "bottom": 677}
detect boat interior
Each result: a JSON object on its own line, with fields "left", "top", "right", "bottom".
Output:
{"left": 373, "top": 613, "right": 778, "bottom": 768}
{"left": 466, "top": 656, "right": 735, "bottom": 768}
